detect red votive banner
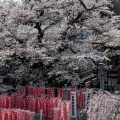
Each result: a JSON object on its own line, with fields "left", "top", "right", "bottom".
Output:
{"left": 65, "top": 101, "right": 70, "bottom": 120}
{"left": 11, "top": 93, "right": 17, "bottom": 108}
{"left": 76, "top": 90, "right": 81, "bottom": 109}
{"left": 5, "top": 109, "right": 12, "bottom": 120}
{"left": 0, "top": 109, "right": 2, "bottom": 120}
{"left": 81, "top": 88, "right": 86, "bottom": 108}
{"left": 57, "top": 88, "right": 63, "bottom": 98}
{"left": 61, "top": 101, "right": 70, "bottom": 120}
{"left": 76, "top": 88, "right": 86, "bottom": 109}
{"left": 26, "top": 86, "right": 45, "bottom": 97}
{"left": 48, "top": 98, "right": 56, "bottom": 118}
{"left": 0, "top": 85, "right": 93, "bottom": 120}
{"left": 7, "top": 96, "right": 12, "bottom": 109}
{"left": 44, "top": 99, "right": 49, "bottom": 118}
{"left": 36, "top": 97, "right": 42, "bottom": 113}
{"left": 37, "top": 88, "right": 45, "bottom": 96}
{"left": 26, "top": 96, "right": 36, "bottom": 112}
{"left": 0, "top": 95, "right": 14, "bottom": 109}
{"left": 53, "top": 108, "right": 61, "bottom": 120}
{"left": 60, "top": 101, "right": 65, "bottom": 120}
{"left": 27, "top": 86, "right": 35, "bottom": 95}
{"left": 0, "top": 108, "right": 35, "bottom": 120}
{"left": 16, "top": 95, "right": 24, "bottom": 109}
{"left": 11, "top": 110, "right": 18, "bottom": 120}
{"left": 46, "top": 88, "right": 55, "bottom": 97}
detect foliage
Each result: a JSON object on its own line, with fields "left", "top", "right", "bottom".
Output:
{"left": 0, "top": 0, "right": 117, "bottom": 86}
{"left": 88, "top": 91, "right": 120, "bottom": 120}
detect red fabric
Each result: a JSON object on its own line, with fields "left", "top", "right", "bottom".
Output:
{"left": 7, "top": 96, "right": 12, "bottom": 109}
{"left": 0, "top": 109, "right": 2, "bottom": 120}
{"left": 53, "top": 108, "right": 61, "bottom": 120}
{"left": 44, "top": 99, "right": 49, "bottom": 117}
{"left": 0, "top": 108, "right": 35, "bottom": 120}
{"left": 4, "top": 109, "right": 11, "bottom": 120}
{"left": 11, "top": 110, "right": 18, "bottom": 120}
{"left": 76, "top": 89, "right": 86, "bottom": 109}
{"left": 26, "top": 112, "right": 35, "bottom": 120}
{"left": 64, "top": 101, "right": 70, "bottom": 120}
{"left": 57, "top": 88, "right": 63, "bottom": 98}
{"left": 46, "top": 88, "right": 55, "bottom": 97}
{"left": 36, "top": 97, "right": 41, "bottom": 113}
{"left": 1, "top": 109, "right": 6, "bottom": 120}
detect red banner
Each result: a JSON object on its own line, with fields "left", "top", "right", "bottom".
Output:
{"left": 53, "top": 108, "right": 61, "bottom": 120}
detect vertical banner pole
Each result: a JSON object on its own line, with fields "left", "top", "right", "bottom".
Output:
{"left": 70, "top": 91, "right": 77, "bottom": 120}
{"left": 40, "top": 110, "right": 43, "bottom": 120}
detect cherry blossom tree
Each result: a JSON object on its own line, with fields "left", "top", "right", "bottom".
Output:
{"left": 88, "top": 90, "right": 120, "bottom": 120}
{"left": 0, "top": 0, "right": 116, "bottom": 86}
